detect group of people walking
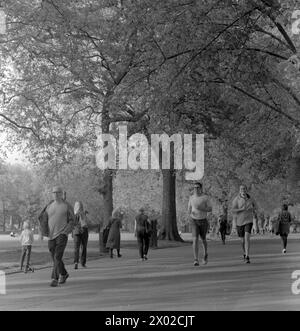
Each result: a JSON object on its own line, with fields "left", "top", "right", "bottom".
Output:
{"left": 17, "top": 182, "right": 294, "bottom": 287}
{"left": 33, "top": 186, "right": 152, "bottom": 287}
{"left": 103, "top": 207, "right": 152, "bottom": 261}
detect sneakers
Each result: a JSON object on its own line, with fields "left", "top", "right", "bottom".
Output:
{"left": 59, "top": 273, "right": 69, "bottom": 284}
{"left": 74, "top": 263, "right": 78, "bottom": 270}
{"left": 144, "top": 255, "right": 148, "bottom": 261}
{"left": 245, "top": 256, "right": 250, "bottom": 264}
{"left": 194, "top": 260, "right": 199, "bottom": 266}
{"left": 50, "top": 279, "right": 58, "bottom": 287}
{"left": 194, "top": 255, "right": 208, "bottom": 266}
{"left": 282, "top": 249, "right": 287, "bottom": 254}
{"left": 117, "top": 254, "right": 122, "bottom": 258}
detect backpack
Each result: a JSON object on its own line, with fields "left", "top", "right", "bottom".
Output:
{"left": 38, "top": 203, "right": 52, "bottom": 237}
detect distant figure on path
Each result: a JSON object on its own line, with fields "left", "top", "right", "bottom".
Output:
{"left": 264, "top": 214, "right": 270, "bottom": 233}
{"left": 106, "top": 209, "right": 124, "bottom": 258}
{"left": 188, "top": 182, "right": 212, "bottom": 266}
{"left": 232, "top": 185, "right": 258, "bottom": 264}
{"left": 270, "top": 216, "right": 277, "bottom": 234}
{"left": 276, "top": 204, "right": 292, "bottom": 254}
{"left": 134, "top": 207, "right": 151, "bottom": 261}
{"left": 73, "top": 201, "right": 89, "bottom": 269}
{"left": 19, "top": 221, "right": 34, "bottom": 273}
{"left": 40, "top": 186, "right": 75, "bottom": 287}
{"left": 258, "top": 212, "right": 266, "bottom": 235}
{"left": 218, "top": 206, "right": 228, "bottom": 245}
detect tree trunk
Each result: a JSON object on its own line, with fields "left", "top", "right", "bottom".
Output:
{"left": 9, "top": 215, "right": 13, "bottom": 231}
{"left": 99, "top": 91, "right": 114, "bottom": 254}
{"left": 159, "top": 169, "right": 183, "bottom": 241}
{"left": 150, "top": 220, "right": 158, "bottom": 248}
{"left": 99, "top": 169, "right": 114, "bottom": 254}
{"left": 2, "top": 200, "right": 5, "bottom": 232}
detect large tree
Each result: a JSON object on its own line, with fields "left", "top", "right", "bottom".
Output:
{"left": 1, "top": 0, "right": 300, "bottom": 242}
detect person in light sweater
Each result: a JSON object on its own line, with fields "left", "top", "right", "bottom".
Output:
{"left": 232, "top": 185, "right": 258, "bottom": 264}
{"left": 19, "top": 221, "right": 34, "bottom": 273}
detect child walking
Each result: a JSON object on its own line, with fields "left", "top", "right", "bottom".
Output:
{"left": 19, "top": 222, "right": 34, "bottom": 273}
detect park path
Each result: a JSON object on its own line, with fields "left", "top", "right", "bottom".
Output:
{"left": 0, "top": 238, "right": 300, "bottom": 311}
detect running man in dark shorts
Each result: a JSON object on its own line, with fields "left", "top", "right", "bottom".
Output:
{"left": 232, "top": 185, "right": 258, "bottom": 264}
{"left": 188, "top": 182, "right": 212, "bottom": 266}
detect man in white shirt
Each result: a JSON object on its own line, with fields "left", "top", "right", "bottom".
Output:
{"left": 188, "top": 182, "right": 212, "bottom": 266}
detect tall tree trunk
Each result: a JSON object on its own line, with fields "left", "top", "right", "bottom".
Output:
{"left": 9, "top": 215, "right": 13, "bottom": 231}
{"left": 98, "top": 91, "right": 114, "bottom": 254}
{"left": 284, "top": 157, "right": 300, "bottom": 206}
{"left": 159, "top": 143, "right": 183, "bottom": 242}
{"left": 159, "top": 169, "right": 183, "bottom": 241}
{"left": 99, "top": 169, "right": 114, "bottom": 254}
{"left": 2, "top": 200, "right": 5, "bottom": 232}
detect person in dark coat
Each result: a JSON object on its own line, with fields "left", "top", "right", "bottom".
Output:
{"left": 73, "top": 201, "right": 89, "bottom": 269}
{"left": 106, "top": 209, "right": 124, "bottom": 258}
{"left": 218, "top": 206, "right": 228, "bottom": 245}
{"left": 277, "top": 204, "right": 292, "bottom": 254}
{"left": 134, "top": 207, "right": 151, "bottom": 261}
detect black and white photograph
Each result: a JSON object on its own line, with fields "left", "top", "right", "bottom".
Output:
{"left": 0, "top": 0, "right": 300, "bottom": 313}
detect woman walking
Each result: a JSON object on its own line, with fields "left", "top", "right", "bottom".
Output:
{"left": 106, "top": 209, "right": 124, "bottom": 258}
{"left": 135, "top": 208, "right": 151, "bottom": 261}
{"left": 73, "top": 201, "right": 89, "bottom": 269}
{"left": 276, "top": 204, "right": 292, "bottom": 254}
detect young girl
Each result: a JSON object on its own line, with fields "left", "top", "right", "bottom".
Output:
{"left": 19, "top": 221, "right": 34, "bottom": 273}
{"left": 73, "top": 201, "right": 89, "bottom": 269}
{"left": 276, "top": 204, "right": 292, "bottom": 254}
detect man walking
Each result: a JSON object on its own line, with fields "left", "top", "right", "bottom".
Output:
{"left": 43, "top": 186, "right": 75, "bottom": 287}
{"left": 232, "top": 185, "right": 258, "bottom": 264}
{"left": 134, "top": 207, "right": 151, "bottom": 261}
{"left": 188, "top": 182, "right": 212, "bottom": 266}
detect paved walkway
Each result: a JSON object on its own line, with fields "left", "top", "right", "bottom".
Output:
{"left": 0, "top": 238, "right": 300, "bottom": 310}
